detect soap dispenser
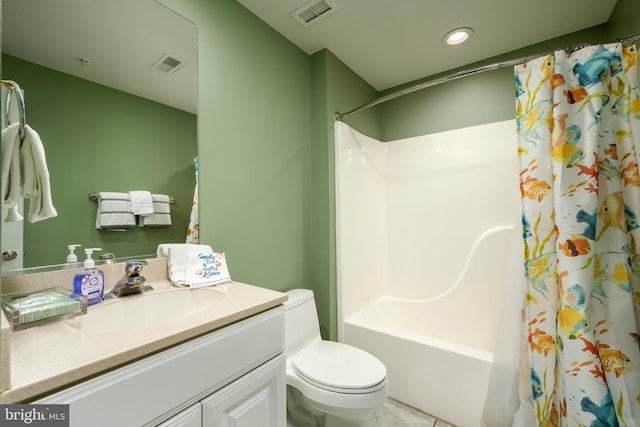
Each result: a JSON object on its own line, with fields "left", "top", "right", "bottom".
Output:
{"left": 73, "top": 248, "right": 104, "bottom": 306}
{"left": 66, "top": 244, "right": 81, "bottom": 264}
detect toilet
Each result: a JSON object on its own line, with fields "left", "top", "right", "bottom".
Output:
{"left": 284, "top": 289, "right": 389, "bottom": 427}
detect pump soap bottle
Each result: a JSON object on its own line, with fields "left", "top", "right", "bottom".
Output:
{"left": 73, "top": 248, "right": 104, "bottom": 306}
{"left": 66, "top": 244, "right": 81, "bottom": 265}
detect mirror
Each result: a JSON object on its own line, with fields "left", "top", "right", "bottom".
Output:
{"left": 1, "top": 0, "right": 198, "bottom": 275}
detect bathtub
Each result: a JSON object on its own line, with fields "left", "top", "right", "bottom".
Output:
{"left": 334, "top": 120, "right": 521, "bottom": 427}
{"left": 342, "top": 226, "right": 515, "bottom": 427}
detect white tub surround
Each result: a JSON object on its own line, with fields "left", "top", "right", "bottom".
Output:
{"left": 335, "top": 120, "right": 521, "bottom": 427}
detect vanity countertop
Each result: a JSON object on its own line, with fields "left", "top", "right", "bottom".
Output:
{"left": 0, "top": 280, "right": 287, "bottom": 404}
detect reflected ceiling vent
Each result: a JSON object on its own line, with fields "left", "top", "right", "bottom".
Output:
{"left": 291, "top": 0, "right": 338, "bottom": 27}
{"left": 152, "top": 54, "right": 183, "bottom": 74}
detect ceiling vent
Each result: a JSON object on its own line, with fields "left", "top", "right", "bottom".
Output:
{"left": 291, "top": 0, "right": 338, "bottom": 27}
{"left": 152, "top": 54, "right": 183, "bottom": 74}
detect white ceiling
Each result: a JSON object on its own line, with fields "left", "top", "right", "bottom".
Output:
{"left": 2, "top": 0, "right": 618, "bottom": 114}
{"left": 2, "top": 0, "right": 197, "bottom": 114}
{"left": 236, "top": 0, "right": 618, "bottom": 91}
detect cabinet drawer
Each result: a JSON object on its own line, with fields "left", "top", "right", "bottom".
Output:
{"left": 37, "top": 306, "right": 284, "bottom": 427}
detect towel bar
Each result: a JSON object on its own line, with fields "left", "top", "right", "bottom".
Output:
{"left": 88, "top": 193, "right": 175, "bottom": 203}
{"left": 2, "top": 79, "right": 27, "bottom": 143}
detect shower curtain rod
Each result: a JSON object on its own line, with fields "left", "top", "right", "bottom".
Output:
{"left": 334, "top": 33, "right": 640, "bottom": 121}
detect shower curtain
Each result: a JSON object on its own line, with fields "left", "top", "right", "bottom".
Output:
{"left": 186, "top": 156, "right": 199, "bottom": 243}
{"left": 515, "top": 43, "right": 640, "bottom": 425}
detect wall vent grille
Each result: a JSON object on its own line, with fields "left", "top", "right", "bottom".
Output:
{"left": 152, "top": 54, "right": 183, "bottom": 74}
{"left": 291, "top": 0, "right": 337, "bottom": 27}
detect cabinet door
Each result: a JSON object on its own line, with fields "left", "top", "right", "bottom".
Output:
{"left": 201, "top": 355, "right": 285, "bottom": 427}
{"left": 157, "top": 403, "right": 201, "bottom": 427}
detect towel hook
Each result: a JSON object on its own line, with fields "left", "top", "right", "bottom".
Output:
{"left": 2, "top": 79, "right": 27, "bottom": 144}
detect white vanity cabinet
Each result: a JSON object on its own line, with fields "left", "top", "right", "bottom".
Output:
{"left": 35, "top": 306, "right": 286, "bottom": 427}
{"left": 158, "top": 403, "right": 201, "bottom": 427}
{"left": 200, "top": 354, "right": 284, "bottom": 426}
{"left": 159, "top": 355, "right": 284, "bottom": 427}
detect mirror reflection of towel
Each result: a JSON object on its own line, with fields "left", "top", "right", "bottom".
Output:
{"left": 140, "top": 194, "right": 172, "bottom": 228}
{"left": 1, "top": 124, "right": 22, "bottom": 217}
{"left": 1, "top": 123, "right": 57, "bottom": 222}
{"left": 21, "top": 125, "right": 57, "bottom": 222}
{"left": 95, "top": 192, "right": 134, "bottom": 230}
{"left": 129, "top": 190, "right": 153, "bottom": 215}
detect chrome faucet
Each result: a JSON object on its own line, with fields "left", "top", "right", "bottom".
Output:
{"left": 105, "top": 260, "right": 153, "bottom": 299}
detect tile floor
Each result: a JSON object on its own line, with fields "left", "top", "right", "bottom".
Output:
{"left": 287, "top": 396, "right": 457, "bottom": 427}
{"left": 374, "top": 398, "right": 456, "bottom": 427}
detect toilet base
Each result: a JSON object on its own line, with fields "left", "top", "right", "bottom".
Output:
{"left": 287, "top": 386, "right": 379, "bottom": 427}
{"left": 287, "top": 386, "right": 324, "bottom": 427}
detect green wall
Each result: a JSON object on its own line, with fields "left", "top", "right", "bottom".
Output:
{"left": 310, "top": 50, "right": 379, "bottom": 338}
{"left": 606, "top": 0, "right": 640, "bottom": 41}
{"left": 379, "top": 25, "right": 615, "bottom": 140}
{"left": 2, "top": 54, "right": 197, "bottom": 267}
{"left": 159, "top": 0, "right": 379, "bottom": 340}
{"left": 378, "top": 0, "right": 640, "bottom": 140}
{"left": 159, "top": 0, "right": 312, "bottom": 294}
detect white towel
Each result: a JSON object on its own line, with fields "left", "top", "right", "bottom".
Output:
{"left": 151, "top": 194, "right": 171, "bottom": 204}
{"left": 1, "top": 123, "right": 57, "bottom": 223}
{"left": 151, "top": 201, "right": 170, "bottom": 213}
{"left": 100, "top": 199, "right": 131, "bottom": 212}
{"left": 129, "top": 190, "right": 153, "bottom": 215}
{"left": 21, "top": 125, "right": 58, "bottom": 222}
{"left": 186, "top": 251, "right": 232, "bottom": 288}
{"left": 95, "top": 192, "right": 135, "bottom": 230}
{"left": 140, "top": 194, "right": 172, "bottom": 228}
{"left": 166, "top": 244, "right": 214, "bottom": 287}
{"left": 1, "top": 123, "right": 23, "bottom": 221}
{"left": 156, "top": 243, "right": 199, "bottom": 258}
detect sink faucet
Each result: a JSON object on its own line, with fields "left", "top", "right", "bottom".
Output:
{"left": 105, "top": 260, "right": 153, "bottom": 299}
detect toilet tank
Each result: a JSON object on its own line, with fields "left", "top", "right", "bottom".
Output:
{"left": 284, "top": 289, "right": 322, "bottom": 356}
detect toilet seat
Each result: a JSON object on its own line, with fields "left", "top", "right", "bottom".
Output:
{"left": 292, "top": 341, "right": 387, "bottom": 394}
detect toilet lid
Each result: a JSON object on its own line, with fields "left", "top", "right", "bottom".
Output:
{"left": 292, "top": 341, "right": 387, "bottom": 393}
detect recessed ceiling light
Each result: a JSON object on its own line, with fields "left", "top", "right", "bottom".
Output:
{"left": 443, "top": 27, "right": 473, "bottom": 46}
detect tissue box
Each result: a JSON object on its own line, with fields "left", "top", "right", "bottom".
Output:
{"left": 1, "top": 287, "right": 87, "bottom": 331}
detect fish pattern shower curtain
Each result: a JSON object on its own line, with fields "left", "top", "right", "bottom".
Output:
{"left": 515, "top": 43, "right": 640, "bottom": 425}
{"left": 186, "top": 156, "right": 199, "bottom": 243}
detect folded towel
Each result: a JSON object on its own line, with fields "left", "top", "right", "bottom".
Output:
{"left": 140, "top": 194, "right": 172, "bottom": 228}
{"left": 20, "top": 125, "right": 58, "bottom": 222}
{"left": 100, "top": 199, "right": 131, "bottom": 212}
{"left": 166, "top": 244, "right": 214, "bottom": 287}
{"left": 95, "top": 192, "right": 135, "bottom": 230}
{"left": 152, "top": 194, "right": 171, "bottom": 203}
{"left": 129, "top": 190, "right": 153, "bottom": 215}
{"left": 156, "top": 243, "right": 200, "bottom": 258}
{"left": 97, "top": 192, "right": 130, "bottom": 200}
{"left": 96, "top": 213, "right": 136, "bottom": 230}
{"left": 140, "top": 213, "right": 171, "bottom": 228}
{"left": 186, "top": 251, "right": 232, "bottom": 288}
{"left": 152, "top": 201, "right": 170, "bottom": 213}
